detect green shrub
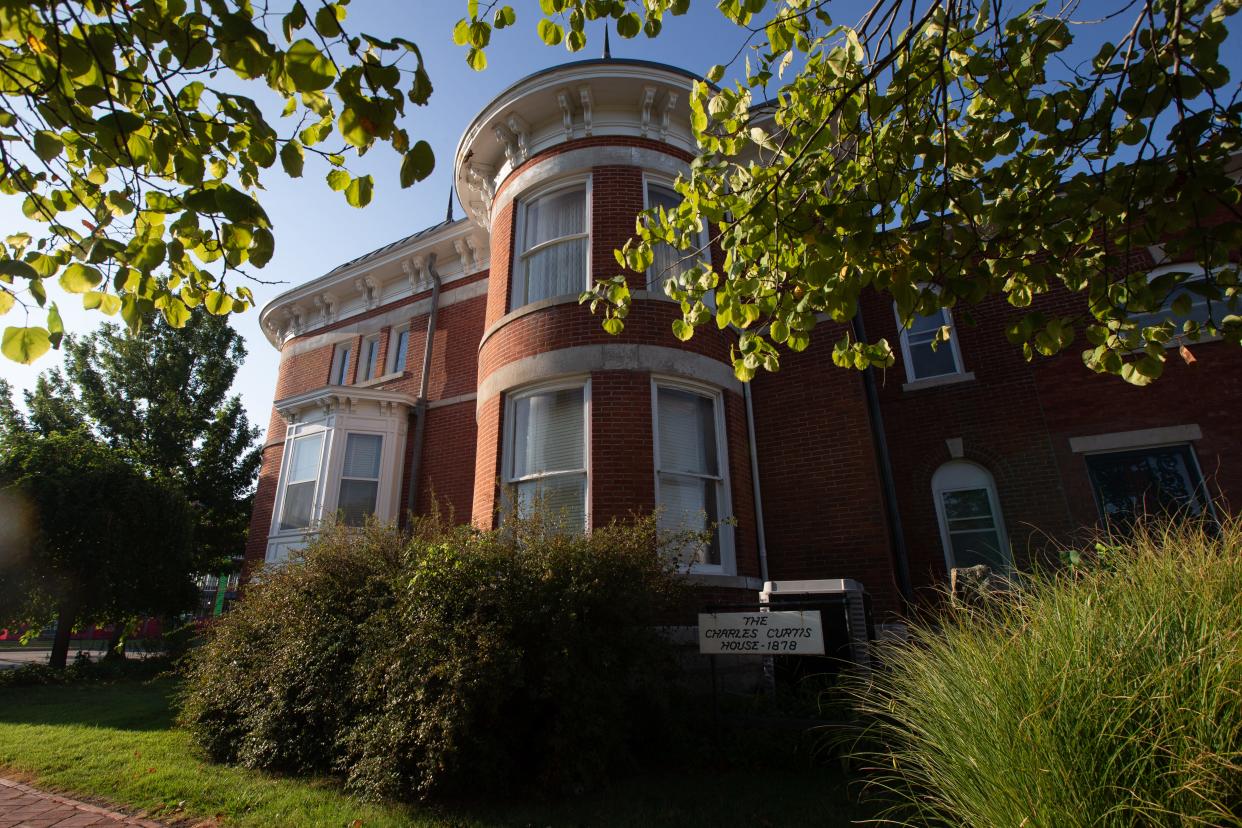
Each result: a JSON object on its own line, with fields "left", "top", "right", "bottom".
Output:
{"left": 0, "top": 653, "right": 172, "bottom": 688}
{"left": 180, "top": 513, "right": 689, "bottom": 800}
{"left": 849, "top": 519, "right": 1241, "bottom": 826}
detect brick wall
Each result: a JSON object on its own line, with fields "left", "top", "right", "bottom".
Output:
{"left": 472, "top": 393, "right": 505, "bottom": 528}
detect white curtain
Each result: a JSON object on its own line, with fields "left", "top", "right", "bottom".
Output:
{"left": 512, "top": 388, "right": 584, "bottom": 477}
{"left": 523, "top": 188, "right": 585, "bottom": 303}
{"left": 656, "top": 387, "right": 721, "bottom": 565}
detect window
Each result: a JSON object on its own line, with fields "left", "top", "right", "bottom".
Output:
{"left": 1085, "top": 445, "right": 1212, "bottom": 530}
{"left": 897, "top": 302, "right": 965, "bottom": 383}
{"left": 646, "top": 181, "right": 702, "bottom": 290}
{"left": 504, "top": 382, "right": 589, "bottom": 531}
{"left": 279, "top": 431, "right": 325, "bottom": 530}
{"left": 931, "top": 461, "right": 1009, "bottom": 572}
{"left": 513, "top": 184, "right": 589, "bottom": 309}
{"left": 388, "top": 326, "right": 409, "bottom": 374}
{"left": 653, "top": 382, "right": 730, "bottom": 569}
{"left": 360, "top": 335, "right": 381, "bottom": 381}
{"left": 336, "top": 433, "right": 383, "bottom": 526}
{"left": 1130, "top": 264, "right": 1229, "bottom": 337}
{"left": 330, "top": 343, "right": 352, "bottom": 385}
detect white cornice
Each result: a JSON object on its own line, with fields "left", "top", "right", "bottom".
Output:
{"left": 274, "top": 386, "right": 418, "bottom": 422}
{"left": 258, "top": 219, "right": 489, "bottom": 350}
{"left": 454, "top": 60, "right": 701, "bottom": 231}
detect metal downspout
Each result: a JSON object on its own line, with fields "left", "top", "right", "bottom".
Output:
{"left": 405, "top": 254, "right": 442, "bottom": 518}
{"left": 743, "top": 381, "right": 769, "bottom": 583}
{"left": 851, "top": 311, "right": 915, "bottom": 605}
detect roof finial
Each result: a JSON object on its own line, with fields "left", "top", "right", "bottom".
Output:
{"left": 446, "top": 185, "right": 454, "bottom": 222}
{"left": 602, "top": 23, "right": 611, "bottom": 59}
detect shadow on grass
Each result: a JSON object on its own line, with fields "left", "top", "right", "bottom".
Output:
{"left": 0, "top": 680, "right": 177, "bottom": 732}
{"left": 0, "top": 679, "right": 884, "bottom": 827}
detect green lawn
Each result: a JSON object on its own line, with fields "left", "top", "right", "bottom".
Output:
{"left": 0, "top": 679, "right": 879, "bottom": 827}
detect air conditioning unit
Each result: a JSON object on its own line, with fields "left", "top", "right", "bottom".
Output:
{"left": 759, "top": 578, "right": 875, "bottom": 675}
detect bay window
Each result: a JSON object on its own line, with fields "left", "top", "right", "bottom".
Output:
{"left": 513, "top": 183, "right": 589, "bottom": 309}
{"left": 279, "top": 431, "right": 325, "bottom": 530}
{"left": 337, "top": 433, "right": 383, "bottom": 526}
{"left": 653, "top": 381, "right": 731, "bottom": 570}
{"left": 504, "top": 381, "right": 589, "bottom": 531}
{"left": 645, "top": 180, "right": 707, "bottom": 294}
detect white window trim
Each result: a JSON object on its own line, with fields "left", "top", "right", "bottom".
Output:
{"left": 895, "top": 296, "right": 966, "bottom": 385}
{"left": 501, "top": 376, "right": 593, "bottom": 532}
{"left": 387, "top": 324, "right": 410, "bottom": 375}
{"left": 1130, "top": 263, "right": 1228, "bottom": 347}
{"left": 931, "top": 461, "right": 1010, "bottom": 575}
{"left": 650, "top": 375, "right": 735, "bottom": 576}
{"left": 511, "top": 175, "right": 593, "bottom": 311}
{"left": 360, "top": 334, "right": 381, "bottom": 382}
{"left": 641, "top": 173, "right": 711, "bottom": 298}
{"left": 330, "top": 342, "right": 353, "bottom": 386}
{"left": 270, "top": 424, "right": 329, "bottom": 537}
{"left": 1069, "top": 424, "right": 1202, "bottom": 454}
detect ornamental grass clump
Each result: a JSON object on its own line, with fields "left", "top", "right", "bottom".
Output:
{"left": 180, "top": 511, "right": 689, "bottom": 801}
{"left": 850, "top": 519, "right": 1241, "bottom": 827}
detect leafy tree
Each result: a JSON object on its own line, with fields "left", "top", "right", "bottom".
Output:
{"left": 0, "top": 0, "right": 437, "bottom": 363}
{"left": 0, "top": 429, "right": 196, "bottom": 668}
{"left": 25, "top": 307, "right": 261, "bottom": 573}
{"left": 465, "top": 0, "right": 1242, "bottom": 385}
{"left": 0, "top": 378, "right": 25, "bottom": 433}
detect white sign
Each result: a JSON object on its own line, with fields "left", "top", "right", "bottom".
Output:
{"left": 698, "top": 611, "right": 825, "bottom": 655}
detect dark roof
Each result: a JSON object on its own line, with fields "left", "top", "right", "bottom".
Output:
{"left": 321, "top": 217, "right": 464, "bottom": 277}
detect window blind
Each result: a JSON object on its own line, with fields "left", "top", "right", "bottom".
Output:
{"left": 512, "top": 387, "right": 584, "bottom": 477}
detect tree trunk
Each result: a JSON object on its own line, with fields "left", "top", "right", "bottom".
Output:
{"left": 104, "top": 621, "right": 125, "bottom": 660}
{"left": 50, "top": 602, "right": 75, "bottom": 669}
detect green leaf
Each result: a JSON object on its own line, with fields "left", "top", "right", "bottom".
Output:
{"left": 538, "top": 19, "right": 563, "bottom": 46}
{"left": 0, "top": 260, "right": 37, "bottom": 280}
{"left": 466, "top": 47, "right": 487, "bottom": 71}
{"left": 0, "top": 289, "right": 12, "bottom": 315}
{"left": 33, "top": 130, "right": 63, "bottom": 161}
{"left": 314, "top": 4, "right": 343, "bottom": 38}
{"left": 285, "top": 39, "right": 337, "bottom": 91}
{"left": 400, "top": 141, "right": 434, "bottom": 188}
{"left": 494, "top": 6, "right": 516, "bottom": 28}
{"left": 162, "top": 297, "right": 191, "bottom": 328}
{"left": 280, "top": 140, "right": 305, "bottom": 178}
{"left": 59, "top": 263, "right": 103, "bottom": 293}
{"left": 327, "top": 169, "right": 350, "bottom": 191}
{"left": 204, "top": 290, "right": 234, "bottom": 315}
{"left": 345, "top": 175, "right": 374, "bottom": 208}
{"left": 2, "top": 326, "right": 51, "bottom": 364}
{"left": 616, "top": 12, "right": 640, "bottom": 38}
{"left": 672, "top": 319, "right": 694, "bottom": 341}
{"left": 46, "top": 302, "right": 63, "bottom": 348}
{"left": 706, "top": 64, "right": 725, "bottom": 83}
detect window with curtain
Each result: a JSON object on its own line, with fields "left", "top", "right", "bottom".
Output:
{"left": 647, "top": 183, "right": 695, "bottom": 289}
{"left": 388, "top": 327, "right": 409, "bottom": 374}
{"left": 515, "top": 186, "right": 588, "bottom": 308}
{"left": 330, "top": 343, "right": 352, "bottom": 385}
{"left": 654, "top": 384, "right": 727, "bottom": 567}
{"left": 898, "top": 303, "right": 964, "bottom": 382}
{"left": 337, "top": 433, "right": 383, "bottom": 526}
{"left": 931, "top": 461, "right": 1009, "bottom": 572}
{"left": 279, "top": 431, "right": 324, "bottom": 530}
{"left": 360, "top": 335, "right": 381, "bottom": 381}
{"left": 1085, "top": 445, "right": 1212, "bottom": 531}
{"left": 505, "top": 384, "right": 587, "bottom": 531}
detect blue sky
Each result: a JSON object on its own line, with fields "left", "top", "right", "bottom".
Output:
{"left": 1, "top": 1, "right": 1236, "bottom": 437}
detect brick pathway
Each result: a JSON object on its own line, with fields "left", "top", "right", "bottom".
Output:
{"left": 0, "top": 778, "right": 166, "bottom": 828}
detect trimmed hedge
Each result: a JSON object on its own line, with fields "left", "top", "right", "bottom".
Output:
{"left": 180, "top": 514, "right": 689, "bottom": 800}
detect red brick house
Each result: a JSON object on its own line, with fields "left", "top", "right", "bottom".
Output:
{"left": 244, "top": 57, "right": 1239, "bottom": 624}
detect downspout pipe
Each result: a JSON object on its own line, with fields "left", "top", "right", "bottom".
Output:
{"left": 743, "top": 381, "right": 769, "bottom": 584}
{"left": 851, "top": 310, "right": 915, "bottom": 605}
{"left": 405, "top": 253, "right": 442, "bottom": 518}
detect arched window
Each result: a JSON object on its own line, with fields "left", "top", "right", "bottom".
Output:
{"left": 931, "top": 461, "right": 1010, "bottom": 573}
{"left": 895, "top": 301, "right": 965, "bottom": 383}
{"left": 1130, "top": 263, "right": 1229, "bottom": 336}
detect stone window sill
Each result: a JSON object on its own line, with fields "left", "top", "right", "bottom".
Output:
{"left": 902, "top": 371, "right": 976, "bottom": 393}
{"left": 355, "top": 371, "right": 408, "bottom": 388}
